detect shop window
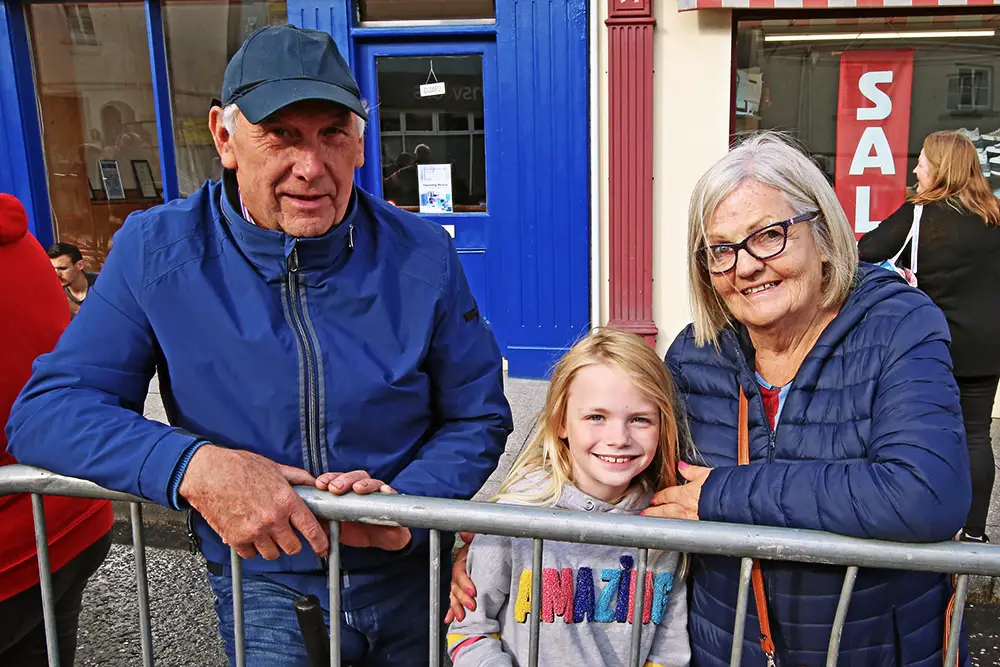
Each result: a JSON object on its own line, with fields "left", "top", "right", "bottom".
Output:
{"left": 357, "top": 0, "right": 495, "bottom": 24}
{"left": 376, "top": 55, "right": 487, "bottom": 212}
{"left": 27, "top": 2, "right": 162, "bottom": 270}
{"left": 63, "top": 5, "right": 98, "bottom": 46}
{"left": 948, "top": 66, "right": 992, "bottom": 113}
{"left": 164, "top": 0, "right": 287, "bottom": 196}
{"left": 735, "top": 15, "right": 1000, "bottom": 235}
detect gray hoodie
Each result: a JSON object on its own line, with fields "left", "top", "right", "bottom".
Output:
{"left": 447, "top": 475, "right": 691, "bottom": 667}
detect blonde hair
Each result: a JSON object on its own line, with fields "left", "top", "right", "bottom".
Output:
{"left": 912, "top": 131, "right": 1000, "bottom": 225}
{"left": 495, "top": 328, "right": 681, "bottom": 506}
{"left": 687, "top": 131, "right": 858, "bottom": 347}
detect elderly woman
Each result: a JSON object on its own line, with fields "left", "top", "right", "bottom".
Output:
{"left": 447, "top": 132, "right": 971, "bottom": 667}
{"left": 645, "top": 131, "right": 971, "bottom": 666}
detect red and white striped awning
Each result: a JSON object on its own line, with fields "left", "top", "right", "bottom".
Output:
{"left": 679, "top": 0, "right": 1000, "bottom": 12}
{"left": 737, "top": 14, "right": 1000, "bottom": 27}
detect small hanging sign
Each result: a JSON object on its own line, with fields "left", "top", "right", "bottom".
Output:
{"left": 420, "top": 59, "right": 445, "bottom": 98}
{"left": 420, "top": 81, "right": 446, "bottom": 97}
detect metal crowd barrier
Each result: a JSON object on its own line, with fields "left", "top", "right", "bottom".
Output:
{"left": 3, "top": 463, "right": 1000, "bottom": 667}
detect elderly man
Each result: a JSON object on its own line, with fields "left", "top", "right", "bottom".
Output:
{"left": 6, "top": 26, "right": 512, "bottom": 666}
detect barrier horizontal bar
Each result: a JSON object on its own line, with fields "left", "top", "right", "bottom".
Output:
{"left": 1, "top": 465, "right": 143, "bottom": 502}
{"left": 291, "top": 489, "right": 1000, "bottom": 577}
{"left": 3, "top": 465, "right": 999, "bottom": 577}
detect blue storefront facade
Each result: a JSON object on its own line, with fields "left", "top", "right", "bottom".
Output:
{"left": 0, "top": 0, "right": 591, "bottom": 378}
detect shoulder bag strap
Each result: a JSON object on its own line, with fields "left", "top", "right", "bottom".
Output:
{"left": 739, "top": 388, "right": 777, "bottom": 666}
{"left": 910, "top": 204, "right": 923, "bottom": 275}
{"left": 889, "top": 203, "right": 921, "bottom": 266}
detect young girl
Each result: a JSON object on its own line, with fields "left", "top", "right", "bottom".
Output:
{"left": 447, "top": 328, "right": 691, "bottom": 667}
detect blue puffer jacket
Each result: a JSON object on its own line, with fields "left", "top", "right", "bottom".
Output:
{"left": 6, "top": 175, "right": 513, "bottom": 598}
{"left": 666, "top": 263, "right": 971, "bottom": 667}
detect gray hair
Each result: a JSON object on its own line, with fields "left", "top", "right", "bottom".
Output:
{"left": 687, "top": 131, "right": 858, "bottom": 347}
{"left": 220, "top": 101, "right": 368, "bottom": 137}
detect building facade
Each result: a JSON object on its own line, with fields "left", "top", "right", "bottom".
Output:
{"left": 0, "top": 0, "right": 593, "bottom": 378}
{"left": 614, "top": 0, "right": 1000, "bottom": 358}
{"left": 5, "top": 0, "right": 998, "bottom": 381}
{"left": 599, "top": 0, "right": 1000, "bottom": 407}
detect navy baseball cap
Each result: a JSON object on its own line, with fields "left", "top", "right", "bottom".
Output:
{"left": 221, "top": 25, "right": 368, "bottom": 124}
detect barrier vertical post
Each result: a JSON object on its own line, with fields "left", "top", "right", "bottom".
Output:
{"left": 628, "top": 548, "right": 649, "bottom": 665}
{"left": 329, "top": 521, "right": 341, "bottom": 667}
{"left": 31, "top": 493, "right": 60, "bottom": 667}
{"left": 130, "top": 502, "right": 155, "bottom": 666}
{"left": 730, "top": 558, "right": 754, "bottom": 667}
{"left": 429, "top": 529, "right": 441, "bottom": 667}
{"left": 944, "top": 574, "right": 970, "bottom": 666}
{"left": 231, "top": 548, "right": 246, "bottom": 667}
{"left": 825, "top": 566, "right": 858, "bottom": 667}
{"left": 528, "top": 538, "right": 543, "bottom": 667}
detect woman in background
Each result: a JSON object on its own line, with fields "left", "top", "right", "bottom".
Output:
{"left": 860, "top": 130, "right": 1000, "bottom": 543}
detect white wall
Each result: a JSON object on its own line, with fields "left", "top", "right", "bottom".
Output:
{"left": 597, "top": 3, "right": 734, "bottom": 355}
{"left": 650, "top": 6, "right": 733, "bottom": 355}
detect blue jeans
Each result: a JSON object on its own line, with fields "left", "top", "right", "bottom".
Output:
{"left": 207, "top": 567, "right": 443, "bottom": 667}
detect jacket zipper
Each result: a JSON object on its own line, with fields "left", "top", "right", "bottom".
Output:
{"left": 733, "top": 337, "right": 781, "bottom": 662}
{"left": 732, "top": 343, "right": 777, "bottom": 462}
{"left": 284, "top": 247, "right": 323, "bottom": 476}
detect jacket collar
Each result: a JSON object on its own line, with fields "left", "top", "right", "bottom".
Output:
{"left": 219, "top": 169, "right": 359, "bottom": 284}
{"left": 721, "top": 263, "right": 897, "bottom": 394}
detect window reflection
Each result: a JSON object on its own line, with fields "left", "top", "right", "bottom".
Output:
{"left": 376, "top": 55, "right": 487, "bottom": 212}
{"left": 28, "top": 2, "right": 162, "bottom": 270}
{"left": 164, "top": 0, "right": 287, "bottom": 196}
{"left": 735, "top": 15, "right": 1000, "bottom": 188}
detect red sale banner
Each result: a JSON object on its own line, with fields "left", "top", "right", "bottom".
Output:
{"left": 835, "top": 50, "right": 914, "bottom": 239}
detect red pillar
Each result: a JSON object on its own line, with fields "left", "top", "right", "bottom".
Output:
{"left": 606, "top": 0, "right": 657, "bottom": 346}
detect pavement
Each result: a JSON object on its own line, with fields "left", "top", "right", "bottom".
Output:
{"left": 72, "top": 377, "right": 1000, "bottom": 665}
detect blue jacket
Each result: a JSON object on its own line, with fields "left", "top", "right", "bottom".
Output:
{"left": 666, "top": 264, "right": 971, "bottom": 667}
{"left": 6, "top": 175, "right": 513, "bottom": 592}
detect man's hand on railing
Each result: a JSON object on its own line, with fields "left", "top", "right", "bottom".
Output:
{"left": 444, "top": 532, "right": 478, "bottom": 623}
{"left": 315, "top": 471, "right": 412, "bottom": 551}
{"left": 178, "top": 445, "right": 330, "bottom": 561}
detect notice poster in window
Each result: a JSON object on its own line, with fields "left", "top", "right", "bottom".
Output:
{"left": 99, "top": 159, "right": 126, "bottom": 201}
{"left": 417, "top": 164, "right": 454, "bottom": 214}
{"left": 834, "top": 50, "right": 914, "bottom": 239}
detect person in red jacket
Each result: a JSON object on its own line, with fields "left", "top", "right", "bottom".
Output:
{"left": 0, "top": 193, "right": 113, "bottom": 665}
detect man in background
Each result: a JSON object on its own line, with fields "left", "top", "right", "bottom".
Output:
{"left": 47, "top": 243, "right": 97, "bottom": 318}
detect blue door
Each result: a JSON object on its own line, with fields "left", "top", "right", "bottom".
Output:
{"left": 352, "top": 0, "right": 592, "bottom": 379}
{"left": 355, "top": 41, "right": 500, "bottom": 342}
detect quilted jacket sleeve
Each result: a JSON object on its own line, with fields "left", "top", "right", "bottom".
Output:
{"left": 693, "top": 303, "right": 971, "bottom": 543}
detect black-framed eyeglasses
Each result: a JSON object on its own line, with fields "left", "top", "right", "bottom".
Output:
{"left": 699, "top": 211, "right": 819, "bottom": 275}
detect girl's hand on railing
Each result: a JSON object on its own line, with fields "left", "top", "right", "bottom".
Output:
{"left": 316, "top": 470, "right": 394, "bottom": 495}
{"left": 444, "top": 532, "right": 478, "bottom": 623}
{"left": 316, "top": 470, "right": 412, "bottom": 551}
{"left": 641, "top": 461, "right": 711, "bottom": 521}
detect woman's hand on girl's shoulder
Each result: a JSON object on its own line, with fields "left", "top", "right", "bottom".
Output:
{"left": 641, "top": 462, "right": 712, "bottom": 521}
{"left": 445, "top": 532, "right": 478, "bottom": 623}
